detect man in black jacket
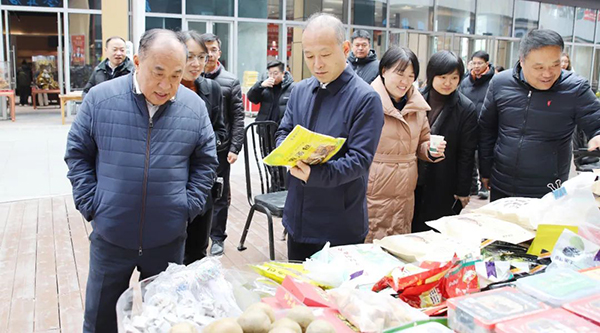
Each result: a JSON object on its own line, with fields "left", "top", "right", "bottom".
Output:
{"left": 82, "top": 36, "right": 134, "bottom": 98}
{"left": 459, "top": 50, "right": 495, "bottom": 200}
{"left": 247, "top": 60, "right": 295, "bottom": 124}
{"left": 479, "top": 29, "right": 600, "bottom": 201}
{"left": 347, "top": 30, "right": 379, "bottom": 84}
{"left": 201, "top": 33, "right": 245, "bottom": 256}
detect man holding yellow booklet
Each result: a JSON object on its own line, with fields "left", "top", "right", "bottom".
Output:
{"left": 275, "top": 13, "right": 384, "bottom": 261}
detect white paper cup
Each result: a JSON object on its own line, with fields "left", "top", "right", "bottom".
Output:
{"left": 429, "top": 135, "right": 444, "bottom": 153}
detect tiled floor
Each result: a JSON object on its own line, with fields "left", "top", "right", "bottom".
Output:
{"left": 0, "top": 107, "right": 488, "bottom": 332}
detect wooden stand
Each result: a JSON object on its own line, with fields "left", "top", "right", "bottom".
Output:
{"left": 32, "top": 87, "right": 61, "bottom": 109}
{"left": 59, "top": 91, "right": 83, "bottom": 125}
{"left": 0, "top": 90, "right": 16, "bottom": 122}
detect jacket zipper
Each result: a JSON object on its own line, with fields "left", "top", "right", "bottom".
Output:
{"left": 139, "top": 116, "right": 153, "bottom": 256}
{"left": 513, "top": 91, "right": 532, "bottom": 195}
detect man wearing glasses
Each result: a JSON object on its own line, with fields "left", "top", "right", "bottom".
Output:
{"left": 201, "top": 33, "right": 245, "bottom": 256}
{"left": 348, "top": 29, "right": 379, "bottom": 84}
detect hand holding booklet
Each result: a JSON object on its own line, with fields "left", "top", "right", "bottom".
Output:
{"left": 263, "top": 125, "right": 346, "bottom": 167}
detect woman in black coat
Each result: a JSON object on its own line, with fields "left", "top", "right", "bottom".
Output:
{"left": 412, "top": 51, "right": 478, "bottom": 232}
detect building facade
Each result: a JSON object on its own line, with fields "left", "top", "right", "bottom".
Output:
{"left": 1, "top": 0, "right": 600, "bottom": 99}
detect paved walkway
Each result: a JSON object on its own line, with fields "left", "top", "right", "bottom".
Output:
{"left": 0, "top": 107, "right": 487, "bottom": 332}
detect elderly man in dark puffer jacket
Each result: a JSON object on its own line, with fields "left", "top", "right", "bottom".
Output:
{"left": 479, "top": 29, "right": 600, "bottom": 201}
{"left": 65, "top": 29, "right": 218, "bottom": 333}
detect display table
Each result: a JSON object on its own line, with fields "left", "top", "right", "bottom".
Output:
{"left": 32, "top": 87, "right": 60, "bottom": 109}
{"left": 0, "top": 90, "right": 15, "bottom": 122}
{"left": 59, "top": 91, "right": 83, "bottom": 125}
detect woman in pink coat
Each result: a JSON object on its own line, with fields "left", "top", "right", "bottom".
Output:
{"left": 366, "top": 46, "right": 446, "bottom": 242}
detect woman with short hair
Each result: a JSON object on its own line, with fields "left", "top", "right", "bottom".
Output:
{"left": 412, "top": 51, "right": 478, "bottom": 232}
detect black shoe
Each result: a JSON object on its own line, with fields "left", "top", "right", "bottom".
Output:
{"left": 210, "top": 240, "right": 224, "bottom": 256}
{"left": 478, "top": 186, "right": 489, "bottom": 200}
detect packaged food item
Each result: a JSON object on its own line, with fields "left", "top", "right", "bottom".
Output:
{"left": 447, "top": 287, "right": 551, "bottom": 333}
{"left": 304, "top": 243, "right": 405, "bottom": 288}
{"left": 426, "top": 213, "right": 535, "bottom": 245}
{"left": 328, "top": 288, "right": 428, "bottom": 332}
{"left": 495, "top": 308, "right": 600, "bottom": 333}
{"left": 475, "top": 261, "right": 513, "bottom": 288}
{"left": 475, "top": 197, "right": 539, "bottom": 230}
{"left": 515, "top": 268, "right": 600, "bottom": 307}
{"left": 280, "top": 276, "right": 336, "bottom": 308}
{"left": 562, "top": 294, "right": 600, "bottom": 325}
{"left": 374, "top": 231, "right": 480, "bottom": 263}
{"left": 250, "top": 261, "right": 330, "bottom": 289}
{"left": 548, "top": 229, "right": 600, "bottom": 271}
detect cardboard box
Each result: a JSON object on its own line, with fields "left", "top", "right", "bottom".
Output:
{"left": 281, "top": 275, "right": 336, "bottom": 308}
{"left": 274, "top": 284, "right": 303, "bottom": 309}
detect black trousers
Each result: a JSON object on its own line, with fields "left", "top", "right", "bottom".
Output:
{"left": 210, "top": 150, "right": 231, "bottom": 242}
{"left": 83, "top": 232, "right": 184, "bottom": 333}
{"left": 490, "top": 187, "right": 511, "bottom": 202}
{"left": 286, "top": 232, "right": 365, "bottom": 261}
{"left": 184, "top": 206, "right": 214, "bottom": 265}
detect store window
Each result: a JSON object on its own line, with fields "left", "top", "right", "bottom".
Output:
{"left": 352, "top": 0, "right": 386, "bottom": 27}
{"left": 574, "top": 8, "right": 596, "bottom": 44}
{"left": 436, "top": 0, "right": 475, "bottom": 34}
{"left": 69, "top": 0, "right": 100, "bottom": 9}
{"left": 539, "top": 4, "right": 574, "bottom": 43}
{"left": 1, "top": 0, "right": 63, "bottom": 6}
{"left": 573, "top": 46, "right": 593, "bottom": 80}
{"left": 187, "top": 0, "right": 233, "bottom": 16}
{"left": 389, "top": 0, "right": 433, "bottom": 31}
{"left": 514, "top": 0, "right": 539, "bottom": 38}
{"left": 475, "top": 0, "right": 512, "bottom": 37}
{"left": 592, "top": 48, "right": 600, "bottom": 90}
{"left": 145, "top": 17, "right": 181, "bottom": 31}
{"left": 146, "top": 0, "right": 181, "bottom": 14}
{"left": 240, "top": 0, "right": 282, "bottom": 19}
{"left": 237, "top": 22, "right": 286, "bottom": 85}
{"left": 287, "top": 0, "right": 348, "bottom": 22}
{"left": 69, "top": 13, "right": 102, "bottom": 90}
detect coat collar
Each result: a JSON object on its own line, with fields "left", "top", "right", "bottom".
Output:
{"left": 371, "top": 75, "right": 430, "bottom": 121}
{"left": 310, "top": 64, "right": 354, "bottom": 96}
{"left": 421, "top": 88, "right": 460, "bottom": 134}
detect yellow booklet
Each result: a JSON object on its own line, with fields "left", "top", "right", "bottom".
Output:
{"left": 263, "top": 125, "right": 346, "bottom": 167}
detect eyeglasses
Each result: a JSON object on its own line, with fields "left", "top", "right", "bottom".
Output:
{"left": 187, "top": 54, "right": 207, "bottom": 63}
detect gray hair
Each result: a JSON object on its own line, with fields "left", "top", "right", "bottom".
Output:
{"left": 138, "top": 29, "right": 188, "bottom": 60}
{"left": 304, "top": 13, "right": 346, "bottom": 45}
{"left": 519, "top": 29, "right": 564, "bottom": 59}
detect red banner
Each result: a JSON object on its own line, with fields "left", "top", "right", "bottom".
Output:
{"left": 71, "top": 35, "right": 86, "bottom": 66}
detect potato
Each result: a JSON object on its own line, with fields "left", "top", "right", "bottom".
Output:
{"left": 270, "top": 318, "right": 302, "bottom": 333}
{"left": 169, "top": 322, "right": 197, "bottom": 333}
{"left": 203, "top": 318, "right": 243, "bottom": 333}
{"left": 246, "top": 302, "right": 276, "bottom": 323}
{"left": 269, "top": 327, "right": 299, "bottom": 333}
{"left": 285, "top": 306, "right": 315, "bottom": 332}
{"left": 305, "top": 320, "right": 335, "bottom": 333}
{"left": 237, "top": 310, "right": 272, "bottom": 333}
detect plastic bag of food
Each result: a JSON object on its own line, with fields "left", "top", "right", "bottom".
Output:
{"left": 304, "top": 242, "right": 405, "bottom": 289}
{"left": 474, "top": 197, "right": 539, "bottom": 230}
{"left": 328, "top": 288, "right": 428, "bottom": 332}
{"left": 250, "top": 261, "right": 330, "bottom": 289}
{"left": 426, "top": 213, "right": 535, "bottom": 245}
{"left": 530, "top": 173, "right": 600, "bottom": 244}
{"left": 374, "top": 231, "right": 480, "bottom": 263}
{"left": 547, "top": 229, "right": 600, "bottom": 271}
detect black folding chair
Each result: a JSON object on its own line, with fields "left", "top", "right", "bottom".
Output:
{"left": 237, "top": 121, "right": 287, "bottom": 260}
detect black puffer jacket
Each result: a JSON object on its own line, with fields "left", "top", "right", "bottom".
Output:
{"left": 82, "top": 57, "right": 134, "bottom": 98}
{"left": 247, "top": 71, "right": 295, "bottom": 124}
{"left": 479, "top": 64, "right": 600, "bottom": 198}
{"left": 203, "top": 65, "right": 245, "bottom": 154}
{"left": 459, "top": 64, "right": 495, "bottom": 115}
{"left": 348, "top": 50, "right": 379, "bottom": 84}
{"left": 194, "top": 77, "right": 228, "bottom": 151}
